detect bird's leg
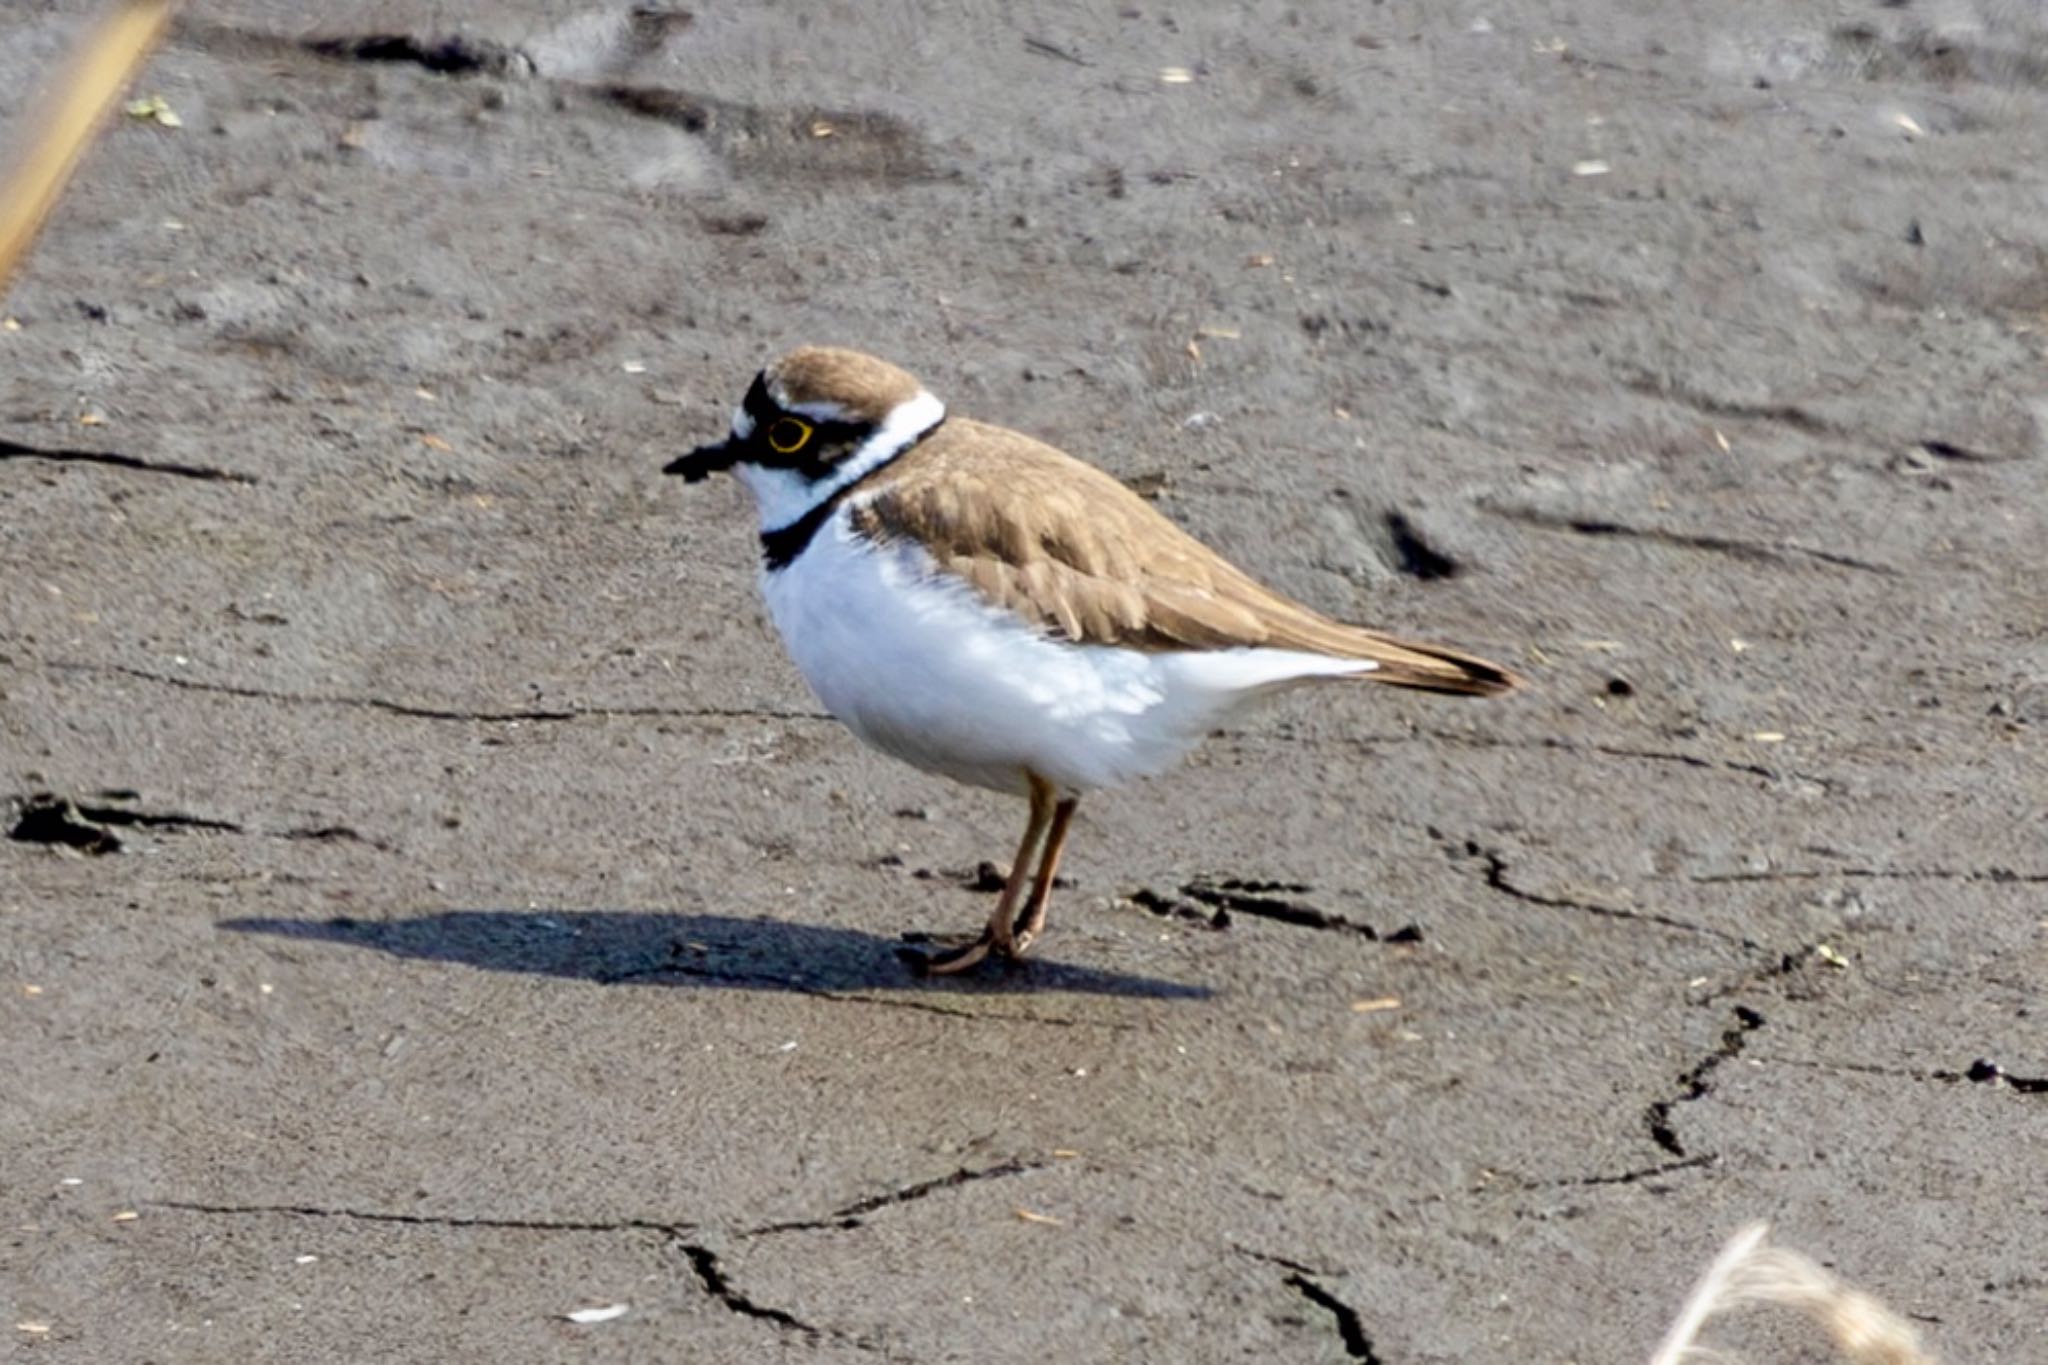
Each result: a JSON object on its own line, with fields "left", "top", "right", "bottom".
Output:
{"left": 914, "top": 774, "right": 1055, "bottom": 976}
{"left": 1009, "top": 796, "right": 1078, "bottom": 957}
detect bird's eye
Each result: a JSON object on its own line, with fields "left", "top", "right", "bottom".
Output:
{"left": 767, "top": 417, "right": 813, "bottom": 454}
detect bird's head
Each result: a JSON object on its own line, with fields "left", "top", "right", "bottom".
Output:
{"left": 665, "top": 347, "right": 945, "bottom": 529}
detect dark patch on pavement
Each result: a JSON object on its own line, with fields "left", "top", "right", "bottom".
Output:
{"left": 301, "top": 32, "right": 529, "bottom": 77}
{"left": 9, "top": 792, "right": 244, "bottom": 853}
{"left": 1384, "top": 511, "right": 1461, "bottom": 579}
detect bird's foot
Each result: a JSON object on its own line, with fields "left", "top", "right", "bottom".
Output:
{"left": 897, "top": 930, "right": 994, "bottom": 977}
{"left": 897, "top": 928, "right": 1039, "bottom": 977}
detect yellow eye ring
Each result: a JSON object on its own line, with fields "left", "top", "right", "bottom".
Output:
{"left": 767, "top": 417, "right": 813, "bottom": 454}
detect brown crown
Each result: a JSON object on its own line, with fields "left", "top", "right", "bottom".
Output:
{"left": 764, "top": 347, "right": 925, "bottom": 425}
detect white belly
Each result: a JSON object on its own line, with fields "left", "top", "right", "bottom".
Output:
{"left": 759, "top": 511, "right": 1373, "bottom": 796}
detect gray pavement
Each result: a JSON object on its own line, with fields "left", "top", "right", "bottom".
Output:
{"left": 3, "top": 2, "right": 2044, "bottom": 1360}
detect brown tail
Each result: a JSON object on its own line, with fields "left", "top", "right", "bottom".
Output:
{"left": 1344, "top": 631, "right": 1522, "bottom": 696}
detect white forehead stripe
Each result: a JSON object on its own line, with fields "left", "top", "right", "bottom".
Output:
{"left": 730, "top": 406, "right": 755, "bottom": 440}
{"left": 788, "top": 399, "right": 853, "bottom": 423}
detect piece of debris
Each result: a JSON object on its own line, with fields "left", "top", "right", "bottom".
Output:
{"left": 124, "top": 93, "right": 181, "bottom": 127}
{"left": 1014, "top": 1208, "right": 1063, "bottom": 1225}
{"left": 1159, "top": 66, "right": 1195, "bottom": 84}
{"left": 1572, "top": 159, "right": 1611, "bottom": 176}
{"left": 1648, "top": 1222, "right": 1931, "bottom": 1365}
{"left": 1124, "top": 470, "right": 1172, "bottom": 499}
{"left": 1351, "top": 996, "right": 1402, "bottom": 1013}
{"left": 561, "top": 1303, "right": 630, "bottom": 1325}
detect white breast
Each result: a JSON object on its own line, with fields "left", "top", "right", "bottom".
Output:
{"left": 759, "top": 511, "right": 1374, "bottom": 796}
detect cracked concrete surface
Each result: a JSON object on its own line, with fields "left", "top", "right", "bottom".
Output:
{"left": 3, "top": 0, "right": 2045, "bottom": 1360}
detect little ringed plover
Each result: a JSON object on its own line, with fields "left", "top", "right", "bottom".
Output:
{"left": 664, "top": 346, "right": 1519, "bottom": 974}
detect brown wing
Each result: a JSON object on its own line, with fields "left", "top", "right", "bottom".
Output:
{"left": 847, "top": 419, "right": 1520, "bottom": 696}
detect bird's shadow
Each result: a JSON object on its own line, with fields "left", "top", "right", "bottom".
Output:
{"left": 223, "top": 909, "right": 1212, "bottom": 1000}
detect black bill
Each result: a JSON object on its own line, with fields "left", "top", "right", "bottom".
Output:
{"left": 662, "top": 438, "right": 736, "bottom": 482}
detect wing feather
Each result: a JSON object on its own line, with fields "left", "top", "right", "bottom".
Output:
{"left": 847, "top": 419, "right": 1519, "bottom": 696}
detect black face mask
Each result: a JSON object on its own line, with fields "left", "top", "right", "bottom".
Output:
{"left": 664, "top": 372, "right": 875, "bottom": 484}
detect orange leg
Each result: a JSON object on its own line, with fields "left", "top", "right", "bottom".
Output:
{"left": 1009, "top": 796, "right": 1078, "bottom": 956}
{"left": 915, "top": 773, "right": 1056, "bottom": 976}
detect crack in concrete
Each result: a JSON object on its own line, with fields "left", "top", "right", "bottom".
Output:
{"left": 1760, "top": 1054, "right": 2048, "bottom": 1096}
{"left": 746, "top": 1158, "right": 1049, "bottom": 1237}
{"left": 150, "top": 1198, "right": 693, "bottom": 1237}
{"left": 10, "top": 792, "right": 236, "bottom": 855}
{"left": 1619, "top": 373, "right": 1838, "bottom": 437}
{"left": 1284, "top": 1274, "right": 1383, "bottom": 1362}
{"left": 7, "top": 791, "right": 394, "bottom": 854}
{"left": 676, "top": 1242, "right": 821, "bottom": 1337}
{"left": 1452, "top": 839, "right": 1738, "bottom": 941}
{"left": 301, "top": 31, "right": 533, "bottom": 77}
{"left": 1693, "top": 866, "right": 2048, "bottom": 885}
{"left": 1685, "top": 942, "right": 1824, "bottom": 1005}
{"left": 151, "top": 1201, "right": 864, "bottom": 1344}
{"left": 276, "top": 824, "right": 391, "bottom": 850}
{"left": 1127, "top": 879, "right": 1423, "bottom": 941}
{"left": 1475, "top": 1154, "right": 1716, "bottom": 1196}
{"left": 1562, "top": 739, "right": 1832, "bottom": 790}
{"left": 1233, "top": 1243, "right": 1343, "bottom": 1277}
{"left": 1126, "top": 886, "right": 1234, "bottom": 931}
{"left": 1264, "top": 727, "right": 1839, "bottom": 794}
{"left": 1549, "top": 1154, "right": 1718, "bottom": 1188}
{"left": 1023, "top": 35, "right": 1091, "bottom": 66}
{"left": 1180, "top": 878, "right": 1393, "bottom": 939}
{"left": 176, "top": 16, "right": 536, "bottom": 76}
{"left": 1645, "top": 1006, "right": 1768, "bottom": 1157}
{"left": 1485, "top": 502, "right": 1898, "bottom": 576}
{"left": 1, "top": 435, "right": 258, "bottom": 483}
{"left": 42, "top": 659, "right": 829, "bottom": 724}
{"left": 1918, "top": 437, "right": 2023, "bottom": 465}
{"left": 176, "top": 17, "right": 939, "bottom": 187}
